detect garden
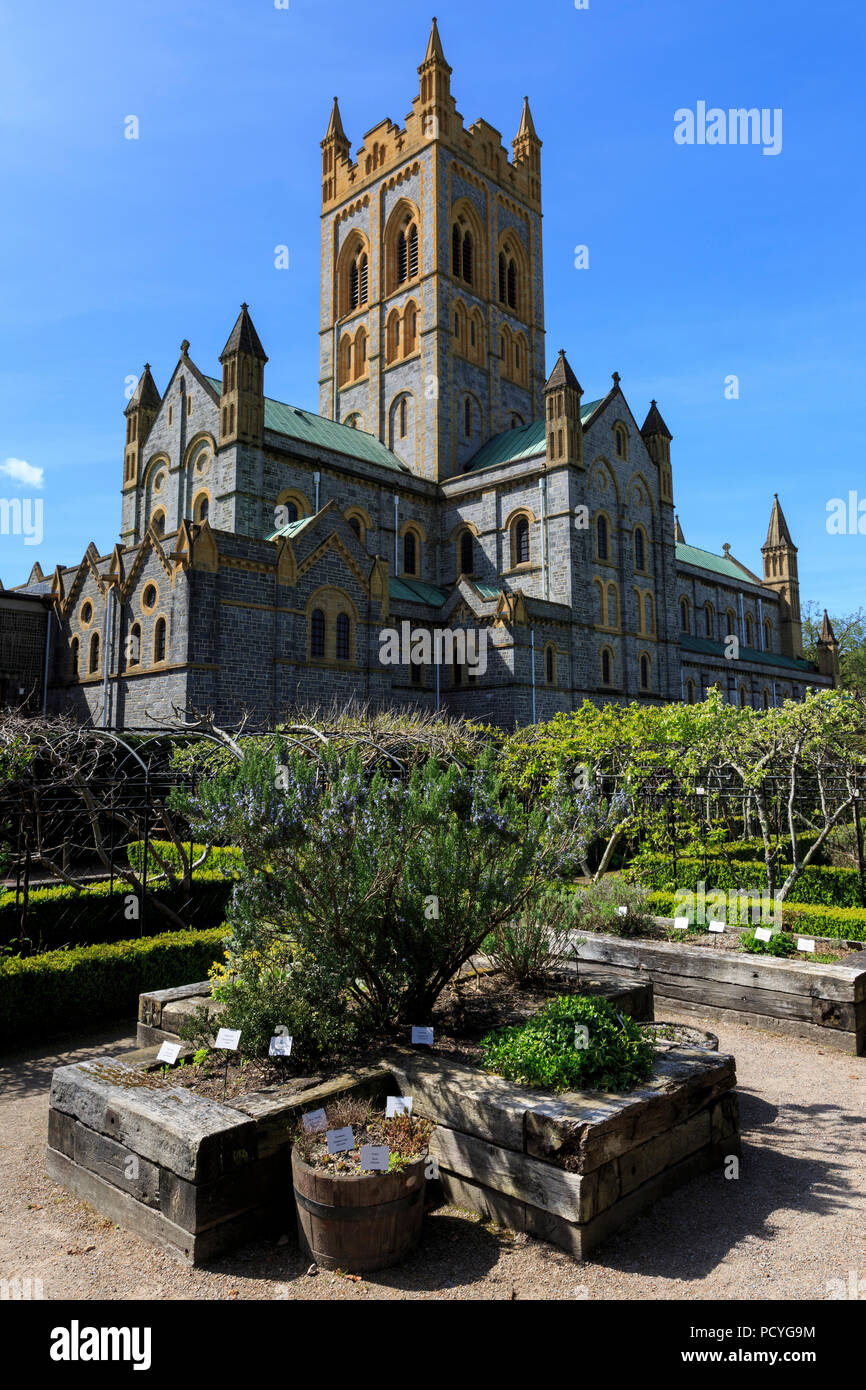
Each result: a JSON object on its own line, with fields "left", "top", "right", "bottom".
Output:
{"left": 3, "top": 689, "right": 866, "bottom": 1272}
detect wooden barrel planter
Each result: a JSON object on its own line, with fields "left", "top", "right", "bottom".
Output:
{"left": 291, "top": 1150, "right": 427, "bottom": 1273}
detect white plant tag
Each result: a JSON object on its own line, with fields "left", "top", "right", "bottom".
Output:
{"left": 156, "top": 1041, "right": 181, "bottom": 1065}
{"left": 269, "top": 1034, "right": 293, "bottom": 1057}
{"left": 214, "top": 1028, "right": 241, "bottom": 1051}
{"left": 754, "top": 927, "right": 773, "bottom": 942}
{"left": 386, "top": 1096, "right": 413, "bottom": 1117}
{"left": 708, "top": 921, "right": 725, "bottom": 933}
{"left": 797, "top": 937, "right": 816, "bottom": 953}
{"left": 360, "top": 1145, "right": 390, "bottom": 1171}
{"left": 326, "top": 1126, "right": 354, "bottom": 1155}
{"left": 673, "top": 916, "right": 689, "bottom": 930}
{"left": 302, "top": 1108, "right": 327, "bottom": 1132}
{"left": 617, "top": 906, "right": 628, "bottom": 917}
{"left": 411, "top": 1026, "right": 434, "bottom": 1045}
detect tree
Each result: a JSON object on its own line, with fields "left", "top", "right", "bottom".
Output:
{"left": 802, "top": 600, "right": 866, "bottom": 694}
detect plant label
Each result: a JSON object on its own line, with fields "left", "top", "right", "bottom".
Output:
{"left": 386, "top": 1096, "right": 413, "bottom": 1117}
{"left": 754, "top": 927, "right": 773, "bottom": 942}
{"left": 214, "top": 1028, "right": 241, "bottom": 1051}
{"left": 708, "top": 921, "right": 725, "bottom": 933}
{"left": 797, "top": 937, "right": 816, "bottom": 953}
{"left": 673, "top": 916, "right": 689, "bottom": 930}
{"left": 269, "top": 1034, "right": 293, "bottom": 1057}
{"left": 156, "top": 1042, "right": 181, "bottom": 1065}
{"left": 411, "top": 1026, "right": 434, "bottom": 1045}
{"left": 326, "top": 1126, "right": 354, "bottom": 1155}
{"left": 617, "top": 906, "right": 628, "bottom": 917}
{"left": 302, "top": 1108, "right": 327, "bottom": 1132}
{"left": 360, "top": 1145, "right": 390, "bottom": 1171}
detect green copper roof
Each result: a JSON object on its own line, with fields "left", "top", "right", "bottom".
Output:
{"left": 204, "top": 377, "right": 408, "bottom": 473}
{"left": 266, "top": 515, "right": 315, "bottom": 542}
{"left": 680, "top": 634, "right": 816, "bottom": 673}
{"left": 465, "top": 401, "right": 603, "bottom": 472}
{"left": 676, "top": 542, "right": 760, "bottom": 584}
{"left": 474, "top": 583, "right": 501, "bottom": 601}
{"left": 389, "top": 577, "right": 449, "bottom": 606}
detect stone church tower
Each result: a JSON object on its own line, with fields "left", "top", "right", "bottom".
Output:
{"left": 762, "top": 494, "right": 803, "bottom": 657}
{"left": 319, "top": 17, "right": 545, "bottom": 481}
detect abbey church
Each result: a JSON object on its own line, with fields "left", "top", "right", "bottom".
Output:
{"left": 7, "top": 19, "right": 840, "bottom": 726}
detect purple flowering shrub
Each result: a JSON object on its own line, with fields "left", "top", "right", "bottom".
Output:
{"left": 179, "top": 742, "right": 595, "bottom": 1034}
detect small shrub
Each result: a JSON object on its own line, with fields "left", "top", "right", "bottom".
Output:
{"left": 572, "top": 878, "right": 654, "bottom": 938}
{"left": 487, "top": 883, "right": 582, "bottom": 984}
{"left": 480, "top": 993, "right": 655, "bottom": 1092}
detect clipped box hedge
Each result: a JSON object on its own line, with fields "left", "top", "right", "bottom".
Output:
{"left": 126, "top": 839, "right": 242, "bottom": 878}
{"left": 632, "top": 854, "right": 866, "bottom": 909}
{"left": 0, "top": 871, "right": 234, "bottom": 952}
{"left": 0, "top": 926, "right": 228, "bottom": 1048}
{"left": 646, "top": 890, "right": 866, "bottom": 944}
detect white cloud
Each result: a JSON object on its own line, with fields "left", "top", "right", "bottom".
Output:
{"left": 1, "top": 457, "right": 44, "bottom": 489}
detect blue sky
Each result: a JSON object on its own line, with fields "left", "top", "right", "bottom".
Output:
{"left": 1, "top": 0, "right": 864, "bottom": 611}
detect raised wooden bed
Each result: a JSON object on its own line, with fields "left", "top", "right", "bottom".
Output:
{"left": 384, "top": 1045, "right": 738, "bottom": 1260}
{"left": 47, "top": 967, "right": 737, "bottom": 1266}
{"left": 575, "top": 930, "right": 866, "bottom": 1054}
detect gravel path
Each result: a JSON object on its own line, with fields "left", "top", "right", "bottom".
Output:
{"left": 0, "top": 1015, "right": 862, "bottom": 1301}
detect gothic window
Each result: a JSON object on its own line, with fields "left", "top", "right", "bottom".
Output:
{"left": 127, "top": 623, "right": 141, "bottom": 669}
{"left": 634, "top": 527, "right": 645, "bottom": 572}
{"left": 464, "top": 398, "right": 472, "bottom": 438}
{"left": 399, "top": 398, "right": 407, "bottom": 438}
{"left": 151, "top": 510, "right": 166, "bottom": 535}
{"left": 596, "top": 514, "right": 609, "bottom": 562}
{"left": 686, "top": 678, "right": 696, "bottom": 705}
{"left": 348, "top": 515, "right": 362, "bottom": 540}
{"left": 726, "top": 607, "right": 737, "bottom": 637}
{"left": 69, "top": 636, "right": 79, "bottom": 677}
{"left": 640, "top": 654, "right": 650, "bottom": 690}
{"left": 545, "top": 644, "right": 556, "bottom": 685}
{"left": 335, "top": 612, "right": 350, "bottom": 661}
{"left": 88, "top": 630, "right": 100, "bottom": 674}
{"left": 459, "top": 530, "right": 474, "bottom": 574}
{"left": 338, "top": 334, "right": 352, "bottom": 385}
{"left": 745, "top": 613, "right": 754, "bottom": 647}
{"left": 154, "top": 617, "right": 167, "bottom": 665}
{"left": 614, "top": 424, "right": 628, "bottom": 460}
{"left": 386, "top": 310, "right": 400, "bottom": 365}
{"left": 514, "top": 516, "right": 530, "bottom": 566}
{"left": 763, "top": 618, "right": 772, "bottom": 651}
{"left": 403, "top": 529, "right": 419, "bottom": 576}
{"left": 462, "top": 231, "right": 473, "bottom": 286}
{"left": 310, "top": 609, "right": 325, "bottom": 658}
{"left": 680, "top": 598, "right": 691, "bottom": 633}
{"left": 403, "top": 303, "right": 417, "bottom": 355}
{"left": 507, "top": 258, "right": 517, "bottom": 309}
{"left": 193, "top": 493, "right": 209, "bottom": 524}
{"left": 354, "top": 326, "right": 367, "bottom": 378}
{"left": 499, "top": 248, "right": 519, "bottom": 310}
{"left": 498, "top": 253, "right": 507, "bottom": 304}
{"left": 408, "top": 223, "right": 418, "bottom": 279}
{"left": 601, "top": 647, "right": 612, "bottom": 687}
{"left": 704, "top": 603, "right": 714, "bottom": 637}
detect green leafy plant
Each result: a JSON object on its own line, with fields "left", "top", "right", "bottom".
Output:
{"left": 739, "top": 929, "right": 798, "bottom": 958}
{"left": 480, "top": 993, "right": 655, "bottom": 1092}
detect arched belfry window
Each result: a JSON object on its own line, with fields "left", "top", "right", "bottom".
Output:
{"left": 396, "top": 219, "right": 419, "bottom": 286}
{"left": 451, "top": 211, "right": 476, "bottom": 287}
